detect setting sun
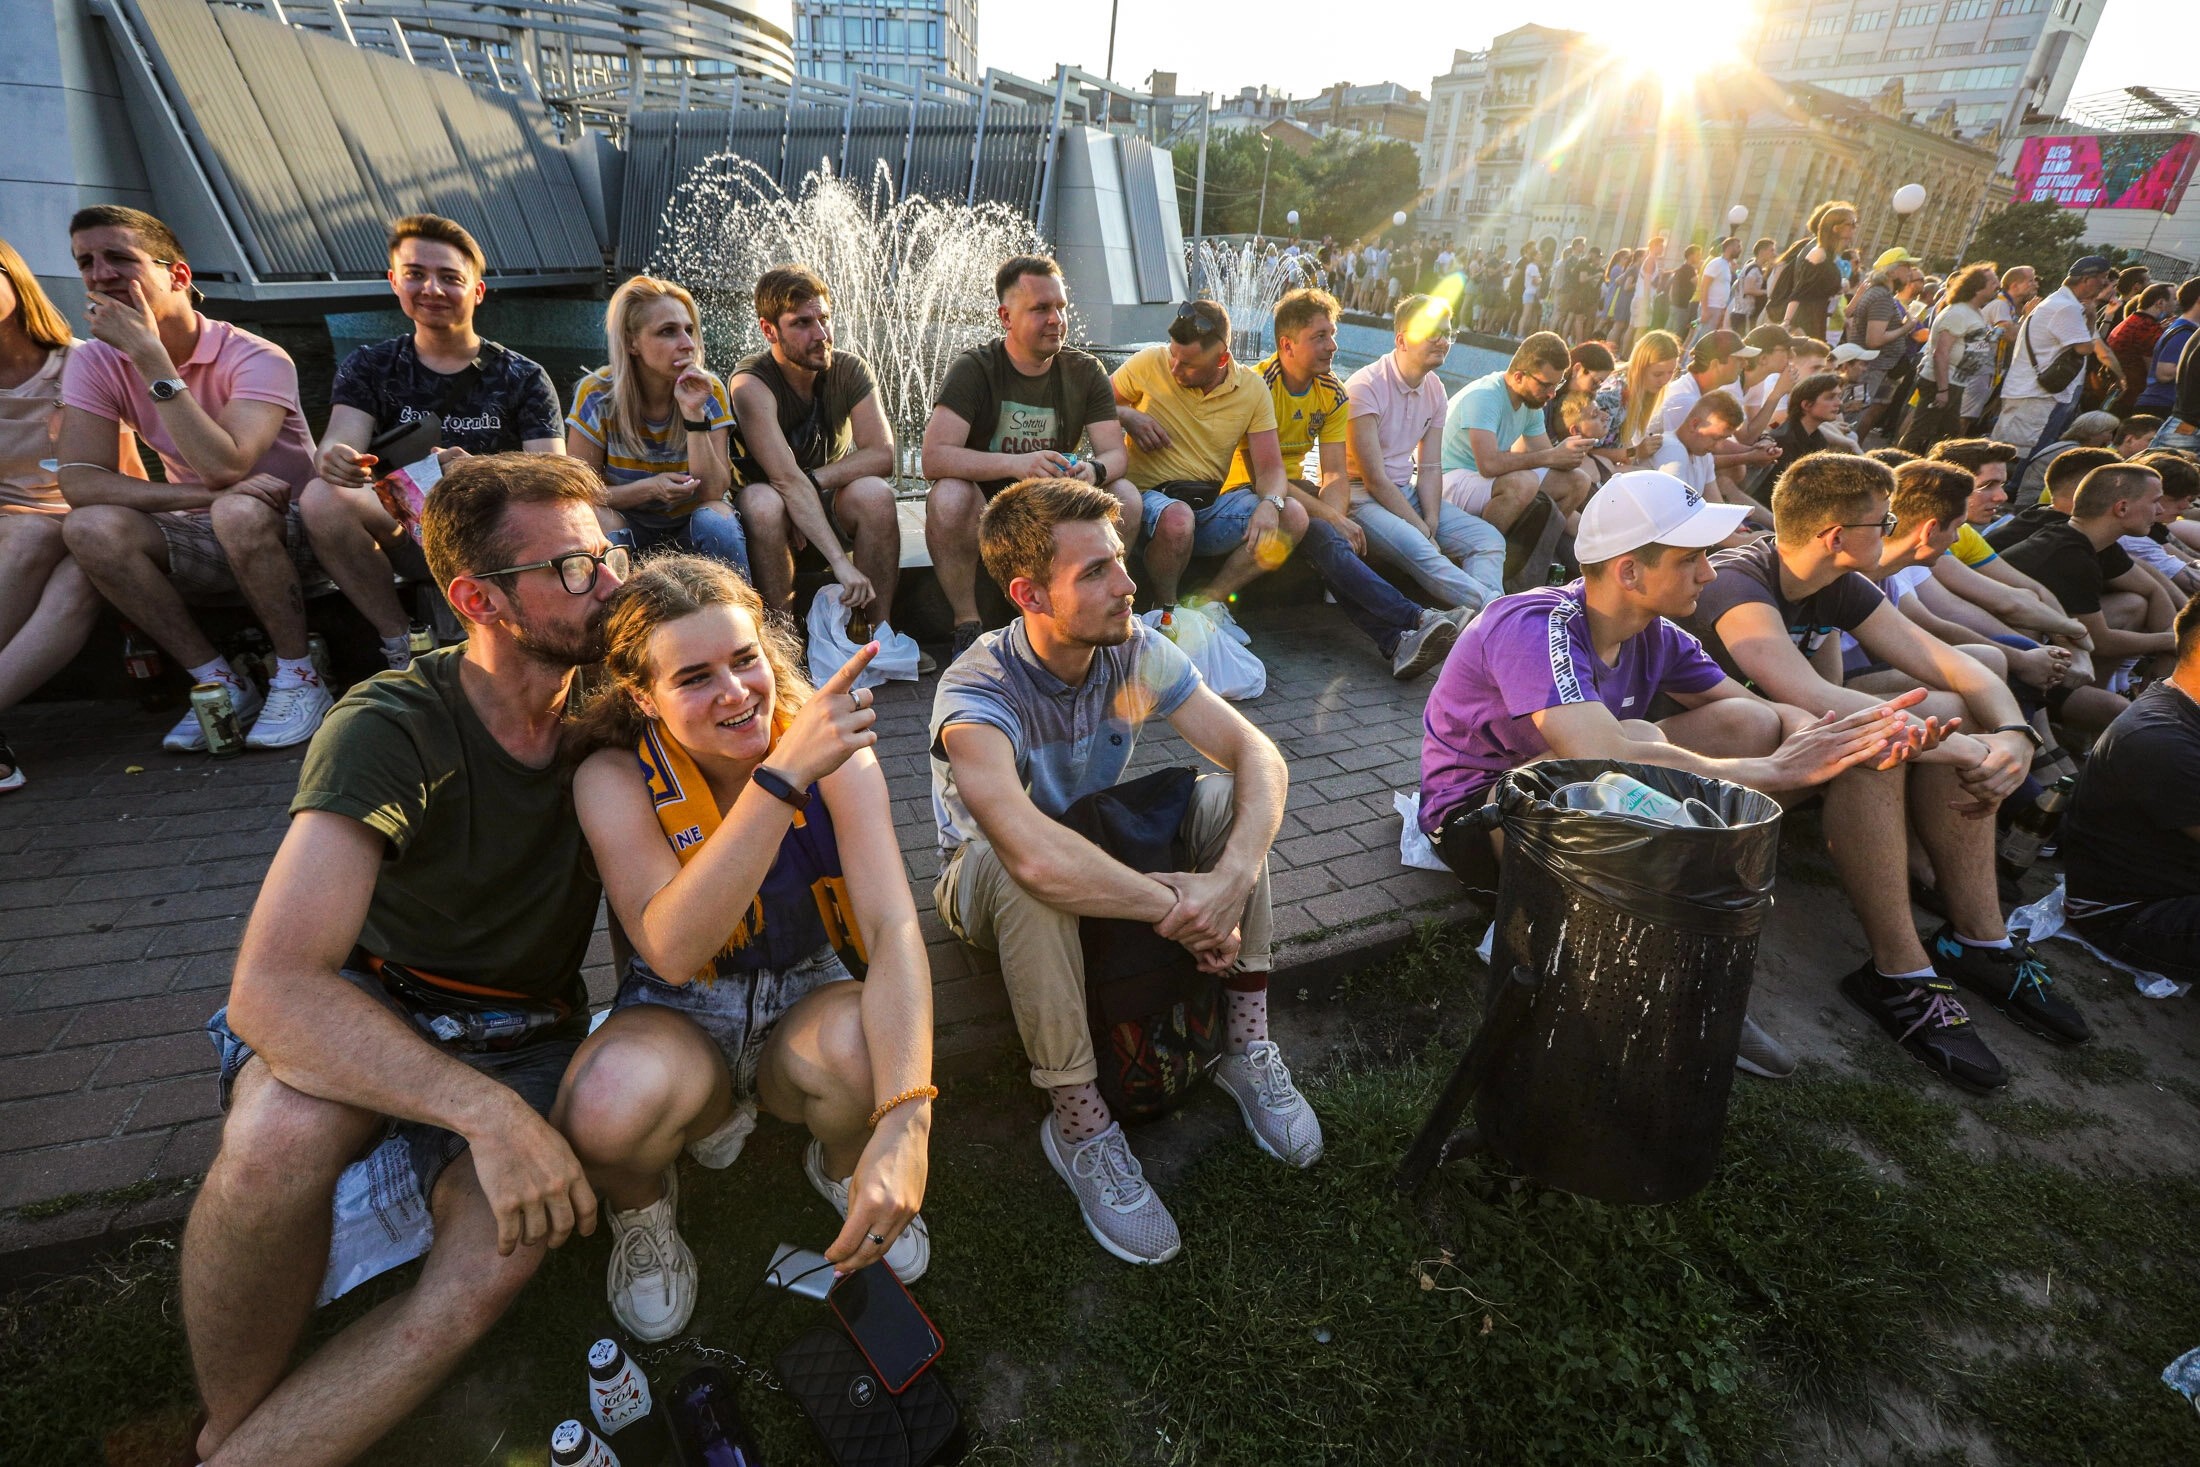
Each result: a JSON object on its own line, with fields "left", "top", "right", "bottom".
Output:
{"left": 1592, "top": 25, "right": 1744, "bottom": 87}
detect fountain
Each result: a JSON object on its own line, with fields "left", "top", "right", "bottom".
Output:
{"left": 651, "top": 157, "right": 1048, "bottom": 483}
{"left": 1184, "top": 239, "right": 1326, "bottom": 359}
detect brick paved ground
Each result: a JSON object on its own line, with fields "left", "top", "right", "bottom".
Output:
{"left": 0, "top": 597, "right": 1467, "bottom": 1260}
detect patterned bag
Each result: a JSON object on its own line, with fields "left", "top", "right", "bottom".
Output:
{"left": 1057, "top": 767, "right": 1221, "bottom": 1124}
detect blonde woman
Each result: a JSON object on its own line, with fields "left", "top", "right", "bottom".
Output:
{"left": 0, "top": 237, "right": 134, "bottom": 792}
{"left": 554, "top": 554, "right": 933, "bottom": 1341}
{"left": 1612, "top": 330, "right": 1683, "bottom": 468}
{"left": 568, "top": 277, "right": 748, "bottom": 576}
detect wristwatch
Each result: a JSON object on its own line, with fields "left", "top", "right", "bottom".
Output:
{"left": 148, "top": 377, "right": 188, "bottom": 402}
{"left": 1264, "top": 493, "right": 1288, "bottom": 513}
{"left": 1990, "top": 722, "right": 2044, "bottom": 750}
{"left": 750, "top": 765, "right": 809, "bottom": 809}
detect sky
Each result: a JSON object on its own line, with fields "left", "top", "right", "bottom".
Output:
{"left": 977, "top": 0, "right": 2194, "bottom": 114}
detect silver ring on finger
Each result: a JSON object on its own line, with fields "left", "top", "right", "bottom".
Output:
{"left": 852, "top": 687, "right": 870, "bottom": 710}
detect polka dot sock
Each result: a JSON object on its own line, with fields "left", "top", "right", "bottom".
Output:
{"left": 1225, "top": 985, "right": 1268, "bottom": 1055}
{"left": 1049, "top": 1082, "right": 1112, "bottom": 1145}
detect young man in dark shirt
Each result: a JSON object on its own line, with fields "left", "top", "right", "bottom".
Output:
{"left": 302, "top": 215, "right": 566, "bottom": 670}
{"left": 921, "top": 255, "right": 1140, "bottom": 662}
{"left": 1678, "top": 453, "right": 2092, "bottom": 1086}
{"left": 729, "top": 267, "right": 902, "bottom": 634}
{"left": 1990, "top": 446, "right": 2177, "bottom": 668}
{"left": 2060, "top": 591, "right": 2200, "bottom": 987}
{"left": 182, "top": 455, "right": 619, "bottom": 1467}
{"left": 2000, "top": 460, "right": 2178, "bottom": 679}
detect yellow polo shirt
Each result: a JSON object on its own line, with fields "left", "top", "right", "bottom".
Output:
{"left": 1110, "top": 345, "right": 1278, "bottom": 492}
{"left": 1227, "top": 353, "right": 1349, "bottom": 489}
{"left": 1951, "top": 523, "right": 1998, "bottom": 566}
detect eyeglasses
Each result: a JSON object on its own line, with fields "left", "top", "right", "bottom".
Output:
{"left": 480, "top": 544, "right": 630, "bottom": 594}
{"left": 1834, "top": 513, "right": 1898, "bottom": 536}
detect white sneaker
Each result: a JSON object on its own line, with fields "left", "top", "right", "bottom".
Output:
{"left": 162, "top": 666, "right": 263, "bottom": 752}
{"left": 1196, "top": 599, "right": 1252, "bottom": 646}
{"left": 1735, "top": 1014, "right": 1797, "bottom": 1079}
{"left": 245, "top": 674, "right": 333, "bottom": 749}
{"left": 1039, "top": 1117, "right": 1181, "bottom": 1265}
{"left": 803, "top": 1138, "right": 930, "bottom": 1282}
{"left": 0, "top": 732, "right": 22, "bottom": 794}
{"left": 605, "top": 1166, "right": 697, "bottom": 1342}
{"left": 1212, "top": 1040, "right": 1324, "bottom": 1167}
{"left": 1391, "top": 605, "right": 1467, "bottom": 681}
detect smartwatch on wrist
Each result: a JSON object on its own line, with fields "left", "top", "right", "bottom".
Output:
{"left": 750, "top": 766, "right": 808, "bottom": 810}
{"left": 680, "top": 415, "right": 714, "bottom": 433}
{"left": 1990, "top": 722, "right": 2044, "bottom": 750}
{"left": 148, "top": 377, "right": 188, "bottom": 402}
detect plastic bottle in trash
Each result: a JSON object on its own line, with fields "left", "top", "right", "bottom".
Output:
{"left": 1998, "top": 774, "right": 2073, "bottom": 876}
{"left": 550, "top": 1419, "right": 620, "bottom": 1467}
{"left": 1554, "top": 773, "right": 1724, "bottom": 827}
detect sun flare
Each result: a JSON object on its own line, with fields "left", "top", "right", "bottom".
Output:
{"left": 1595, "top": 27, "right": 1743, "bottom": 88}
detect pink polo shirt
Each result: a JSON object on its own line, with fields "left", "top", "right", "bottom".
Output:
{"left": 60, "top": 314, "right": 316, "bottom": 498}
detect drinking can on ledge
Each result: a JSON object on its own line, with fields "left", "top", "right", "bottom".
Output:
{"left": 190, "top": 682, "right": 245, "bottom": 758}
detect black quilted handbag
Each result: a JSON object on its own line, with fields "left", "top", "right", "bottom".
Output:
{"left": 775, "top": 1323, "right": 967, "bottom": 1466}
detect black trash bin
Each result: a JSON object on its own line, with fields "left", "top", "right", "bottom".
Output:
{"left": 1423, "top": 760, "right": 1782, "bottom": 1205}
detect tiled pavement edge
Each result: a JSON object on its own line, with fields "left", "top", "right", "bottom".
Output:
{"left": 0, "top": 600, "right": 1469, "bottom": 1261}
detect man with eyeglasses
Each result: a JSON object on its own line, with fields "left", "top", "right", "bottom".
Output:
{"left": 1112, "top": 298, "right": 1303, "bottom": 640}
{"left": 57, "top": 205, "right": 330, "bottom": 752}
{"left": 1438, "top": 332, "right": 1597, "bottom": 585}
{"left": 1340, "top": 295, "right": 1506, "bottom": 612}
{"left": 183, "top": 454, "right": 621, "bottom": 1467}
{"left": 1678, "top": 452, "right": 2080, "bottom": 1093}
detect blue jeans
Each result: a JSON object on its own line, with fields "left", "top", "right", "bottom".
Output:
{"left": 2153, "top": 415, "right": 2200, "bottom": 454}
{"left": 1140, "top": 487, "right": 1261, "bottom": 556}
{"left": 1294, "top": 515, "right": 1422, "bottom": 656}
{"left": 1347, "top": 487, "right": 1506, "bottom": 612}
{"left": 623, "top": 500, "right": 751, "bottom": 580}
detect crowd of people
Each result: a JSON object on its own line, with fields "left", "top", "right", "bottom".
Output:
{"left": 5, "top": 196, "right": 2200, "bottom": 1467}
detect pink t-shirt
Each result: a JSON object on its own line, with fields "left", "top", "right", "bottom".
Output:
{"left": 60, "top": 315, "right": 315, "bottom": 497}
{"left": 1343, "top": 352, "right": 1448, "bottom": 499}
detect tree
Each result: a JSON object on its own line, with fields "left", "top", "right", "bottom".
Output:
{"left": 1961, "top": 200, "right": 2121, "bottom": 286}
{"left": 1170, "top": 130, "right": 1421, "bottom": 240}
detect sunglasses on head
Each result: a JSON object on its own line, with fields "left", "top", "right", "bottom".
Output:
{"left": 1168, "top": 300, "right": 1227, "bottom": 343}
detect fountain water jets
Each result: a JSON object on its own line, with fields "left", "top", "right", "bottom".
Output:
{"left": 1184, "top": 239, "right": 1325, "bottom": 359}
{"left": 651, "top": 157, "right": 1048, "bottom": 483}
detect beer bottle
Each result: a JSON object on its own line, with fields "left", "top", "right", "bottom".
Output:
{"left": 120, "top": 623, "right": 166, "bottom": 710}
{"left": 549, "top": 1420, "right": 620, "bottom": 1467}
{"left": 1997, "top": 774, "right": 2074, "bottom": 877}
{"left": 587, "top": 1339, "right": 673, "bottom": 1464}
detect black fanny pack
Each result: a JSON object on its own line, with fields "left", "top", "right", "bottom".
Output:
{"left": 1153, "top": 478, "right": 1223, "bottom": 510}
{"left": 362, "top": 952, "right": 568, "bottom": 1052}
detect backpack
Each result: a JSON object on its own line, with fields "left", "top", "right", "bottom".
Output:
{"left": 1057, "top": 767, "right": 1220, "bottom": 1124}
{"left": 1764, "top": 237, "right": 1811, "bottom": 318}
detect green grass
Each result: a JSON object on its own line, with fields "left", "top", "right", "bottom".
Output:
{"left": 2049, "top": 1044, "right": 2151, "bottom": 1088}
{"left": 7, "top": 924, "right": 2199, "bottom": 1466}
{"left": 14, "top": 1175, "right": 200, "bottom": 1222}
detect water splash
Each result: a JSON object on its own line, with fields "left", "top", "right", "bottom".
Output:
{"left": 1185, "top": 239, "right": 1326, "bottom": 359}
{"left": 651, "top": 157, "right": 1048, "bottom": 478}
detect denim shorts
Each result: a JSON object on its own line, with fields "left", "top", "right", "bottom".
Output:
{"left": 620, "top": 499, "right": 752, "bottom": 580}
{"left": 1140, "top": 486, "right": 1261, "bottom": 557}
{"left": 614, "top": 945, "right": 853, "bottom": 1102}
{"left": 204, "top": 967, "right": 579, "bottom": 1203}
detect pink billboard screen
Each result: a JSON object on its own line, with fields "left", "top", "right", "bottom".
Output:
{"left": 2015, "top": 133, "right": 2199, "bottom": 212}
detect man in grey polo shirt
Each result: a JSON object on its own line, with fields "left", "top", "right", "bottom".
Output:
{"left": 930, "top": 477, "right": 1315, "bottom": 1265}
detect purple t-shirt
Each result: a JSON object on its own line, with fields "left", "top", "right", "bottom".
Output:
{"left": 1419, "top": 584, "right": 1729, "bottom": 832}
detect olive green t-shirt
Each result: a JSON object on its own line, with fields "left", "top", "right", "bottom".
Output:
{"left": 289, "top": 647, "right": 599, "bottom": 1022}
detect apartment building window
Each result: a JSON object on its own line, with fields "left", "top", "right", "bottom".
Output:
{"left": 1983, "top": 35, "right": 2030, "bottom": 50}
{"left": 1850, "top": 10, "right": 1889, "bottom": 29}
{"left": 1794, "top": 55, "right": 1834, "bottom": 68}
{"left": 1766, "top": 18, "right": 1803, "bottom": 39}
{"left": 1894, "top": 3, "right": 1938, "bottom": 22}
{"left": 1943, "top": 0, "right": 1992, "bottom": 17}
{"left": 1933, "top": 41, "right": 1976, "bottom": 55}
{"left": 1883, "top": 45, "right": 1926, "bottom": 58}
{"left": 1994, "top": 0, "right": 2041, "bottom": 13}
{"left": 1932, "top": 63, "right": 2023, "bottom": 88}
{"left": 1807, "top": 15, "right": 1844, "bottom": 35}
{"left": 1841, "top": 49, "right": 1882, "bottom": 62}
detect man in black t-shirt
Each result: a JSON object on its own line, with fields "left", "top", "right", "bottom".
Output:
{"left": 2001, "top": 460, "right": 2178, "bottom": 681}
{"left": 729, "top": 266, "right": 902, "bottom": 629}
{"left": 1989, "top": 446, "right": 2176, "bottom": 668}
{"left": 2061, "top": 592, "right": 2200, "bottom": 986}
{"left": 921, "top": 255, "right": 1139, "bottom": 660}
{"left": 1680, "top": 452, "right": 2091, "bottom": 1087}
{"left": 184, "top": 455, "right": 614, "bottom": 1467}
{"left": 302, "top": 215, "right": 565, "bottom": 670}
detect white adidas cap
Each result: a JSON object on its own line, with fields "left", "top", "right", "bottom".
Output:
{"left": 1574, "top": 469, "right": 1751, "bottom": 565}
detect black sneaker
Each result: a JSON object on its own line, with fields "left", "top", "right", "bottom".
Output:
{"left": 1839, "top": 961, "right": 2008, "bottom": 1092}
{"left": 1928, "top": 924, "right": 2092, "bottom": 1046}
{"left": 949, "top": 620, "right": 984, "bottom": 664}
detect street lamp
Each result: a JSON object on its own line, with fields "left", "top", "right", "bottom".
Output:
{"left": 1891, "top": 183, "right": 1928, "bottom": 251}
{"left": 1727, "top": 204, "right": 1748, "bottom": 229}
{"left": 1255, "top": 134, "right": 1274, "bottom": 241}
{"left": 1286, "top": 209, "right": 1300, "bottom": 239}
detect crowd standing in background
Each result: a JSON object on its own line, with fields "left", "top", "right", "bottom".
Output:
{"left": 6, "top": 188, "right": 2200, "bottom": 1467}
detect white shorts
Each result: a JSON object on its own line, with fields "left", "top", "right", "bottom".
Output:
{"left": 1443, "top": 465, "right": 1545, "bottom": 516}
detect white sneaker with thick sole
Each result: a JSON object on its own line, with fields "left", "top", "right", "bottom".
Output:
{"left": 1735, "top": 1014, "right": 1797, "bottom": 1079}
{"left": 802, "top": 1137, "right": 930, "bottom": 1282}
{"left": 163, "top": 670, "right": 263, "bottom": 752}
{"left": 245, "top": 674, "right": 333, "bottom": 749}
{"left": 605, "top": 1166, "right": 697, "bottom": 1342}
{"left": 1212, "top": 1040, "right": 1324, "bottom": 1167}
{"left": 1040, "top": 1118, "right": 1181, "bottom": 1265}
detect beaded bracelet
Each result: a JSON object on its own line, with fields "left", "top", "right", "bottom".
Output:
{"left": 869, "top": 1084, "right": 938, "bottom": 1128}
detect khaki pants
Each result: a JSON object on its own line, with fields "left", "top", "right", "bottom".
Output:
{"left": 935, "top": 773, "right": 1273, "bottom": 1089}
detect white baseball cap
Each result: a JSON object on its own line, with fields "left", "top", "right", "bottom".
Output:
{"left": 1574, "top": 470, "right": 1751, "bottom": 565}
{"left": 1829, "top": 340, "right": 1873, "bottom": 365}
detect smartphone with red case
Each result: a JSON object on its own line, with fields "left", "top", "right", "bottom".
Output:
{"left": 826, "top": 1260, "right": 943, "bottom": 1394}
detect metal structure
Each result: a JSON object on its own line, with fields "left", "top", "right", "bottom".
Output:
{"left": 2061, "top": 87, "right": 2200, "bottom": 134}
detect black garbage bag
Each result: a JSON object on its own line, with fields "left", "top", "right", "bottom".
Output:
{"left": 1471, "top": 759, "right": 1782, "bottom": 1205}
